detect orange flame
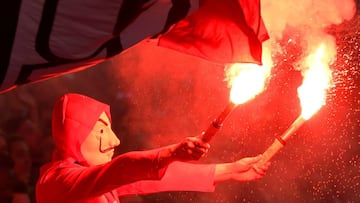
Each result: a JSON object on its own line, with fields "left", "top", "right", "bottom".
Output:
{"left": 225, "top": 46, "right": 272, "bottom": 104}
{"left": 297, "top": 43, "right": 333, "bottom": 120}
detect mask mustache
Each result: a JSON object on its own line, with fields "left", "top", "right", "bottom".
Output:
{"left": 99, "top": 137, "right": 115, "bottom": 153}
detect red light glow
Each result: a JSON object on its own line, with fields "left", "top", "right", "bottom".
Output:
{"left": 226, "top": 46, "right": 272, "bottom": 105}
{"left": 298, "top": 43, "right": 333, "bottom": 120}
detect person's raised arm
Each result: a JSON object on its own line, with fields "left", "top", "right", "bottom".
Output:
{"left": 116, "top": 154, "right": 270, "bottom": 196}
{"left": 214, "top": 155, "right": 270, "bottom": 183}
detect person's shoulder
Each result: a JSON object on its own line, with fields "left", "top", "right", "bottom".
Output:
{"left": 39, "top": 158, "right": 84, "bottom": 178}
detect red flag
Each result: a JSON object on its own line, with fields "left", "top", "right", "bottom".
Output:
{"left": 158, "top": 0, "right": 269, "bottom": 65}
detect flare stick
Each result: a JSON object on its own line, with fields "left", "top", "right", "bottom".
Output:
{"left": 200, "top": 102, "right": 236, "bottom": 142}
{"left": 253, "top": 116, "right": 305, "bottom": 172}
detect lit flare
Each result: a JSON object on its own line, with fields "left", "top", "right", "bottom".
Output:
{"left": 254, "top": 43, "right": 333, "bottom": 171}
{"left": 298, "top": 43, "right": 332, "bottom": 120}
{"left": 226, "top": 47, "right": 272, "bottom": 105}
{"left": 201, "top": 47, "right": 272, "bottom": 142}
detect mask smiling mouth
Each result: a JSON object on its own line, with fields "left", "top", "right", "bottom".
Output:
{"left": 99, "top": 147, "right": 114, "bottom": 153}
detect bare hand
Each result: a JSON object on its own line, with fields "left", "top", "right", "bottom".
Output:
{"left": 231, "top": 155, "right": 270, "bottom": 181}
{"left": 214, "top": 155, "right": 270, "bottom": 183}
{"left": 170, "top": 136, "right": 210, "bottom": 161}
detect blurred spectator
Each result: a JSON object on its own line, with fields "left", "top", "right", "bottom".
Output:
{"left": 2, "top": 117, "right": 43, "bottom": 165}
{"left": 7, "top": 136, "right": 32, "bottom": 184}
{"left": 15, "top": 118, "right": 43, "bottom": 165}
{"left": 0, "top": 132, "right": 8, "bottom": 154}
{"left": 0, "top": 152, "right": 31, "bottom": 203}
{"left": 0, "top": 152, "right": 13, "bottom": 203}
{"left": 39, "top": 134, "right": 55, "bottom": 164}
{"left": 0, "top": 87, "right": 48, "bottom": 203}
{"left": 7, "top": 136, "right": 35, "bottom": 203}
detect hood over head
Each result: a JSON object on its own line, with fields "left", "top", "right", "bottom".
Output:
{"left": 51, "top": 93, "right": 111, "bottom": 162}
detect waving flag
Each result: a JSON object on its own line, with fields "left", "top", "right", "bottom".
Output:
{"left": 0, "top": 0, "right": 198, "bottom": 93}
{"left": 158, "top": 0, "right": 269, "bottom": 64}
{"left": 0, "top": 0, "right": 268, "bottom": 93}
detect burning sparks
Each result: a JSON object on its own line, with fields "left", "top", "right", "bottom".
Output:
{"left": 225, "top": 46, "right": 272, "bottom": 105}
{"left": 254, "top": 42, "right": 336, "bottom": 171}
{"left": 201, "top": 46, "right": 273, "bottom": 142}
{"left": 226, "top": 63, "right": 267, "bottom": 104}
{"left": 298, "top": 43, "right": 333, "bottom": 120}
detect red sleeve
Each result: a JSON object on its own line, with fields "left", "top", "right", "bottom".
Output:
{"left": 36, "top": 149, "right": 168, "bottom": 202}
{"left": 116, "top": 161, "right": 216, "bottom": 196}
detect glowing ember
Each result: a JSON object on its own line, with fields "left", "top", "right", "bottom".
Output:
{"left": 225, "top": 47, "right": 272, "bottom": 104}
{"left": 297, "top": 43, "right": 333, "bottom": 120}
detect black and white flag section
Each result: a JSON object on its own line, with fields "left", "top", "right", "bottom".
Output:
{"left": 0, "top": 0, "right": 268, "bottom": 93}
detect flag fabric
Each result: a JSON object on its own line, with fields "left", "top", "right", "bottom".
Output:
{"left": 0, "top": 0, "right": 268, "bottom": 94}
{"left": 0, "top": 0, "right": 197, "bottom": 93}
{"left": 158, "top": 0, "right": 269, "bottom": 65}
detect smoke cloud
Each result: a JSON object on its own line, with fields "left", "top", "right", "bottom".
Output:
{"left": 261, "top": 0, "right": 356, "bottom": 38}
{"left": 261, "top": 0, "right": 356, "bottom": 71}
{"left": 110, "top": 0, "right": 358, "bottom": 202}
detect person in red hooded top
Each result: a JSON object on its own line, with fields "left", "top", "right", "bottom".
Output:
{"left": 36, "top": 93, "right": 270, "bottom": 203}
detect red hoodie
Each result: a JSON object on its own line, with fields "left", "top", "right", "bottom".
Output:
{"left": 36, "top": 93, "right": 215, "bottom": 203}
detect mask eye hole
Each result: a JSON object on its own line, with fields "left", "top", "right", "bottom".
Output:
{"left": 100, "top": 129, "right": 104, "bottom": 134}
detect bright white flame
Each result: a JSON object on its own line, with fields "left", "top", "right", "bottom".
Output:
{"left": 297, "top": 43, "right": 333, "bottom": 120}
{"left": 225, "top": 46, "right": 272, "bottom": 104}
